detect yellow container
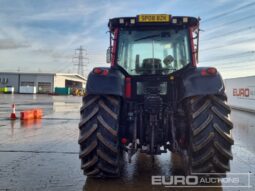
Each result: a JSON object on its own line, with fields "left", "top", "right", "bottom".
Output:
{"left": 3, "top": 87, "right": 8, "bottom": 93}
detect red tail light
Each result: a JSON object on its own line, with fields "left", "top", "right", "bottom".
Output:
{"left": 207, "top": 67, "right": 217, "bottom": 75}
{"left": 93, "top": 68, "right": 102, "bottom": 74}
{"left": 102, "top": 69, "right": 109, "bottom": 76}
{"left": 201, "top": 67, "right": 217, "bottom": 76}
{"left": 121, "top": 138, "right": 127, "bottom": 144}
{"left": 201, "top": 69, "right": 207, "bottom": 76}
{"left": 125, "top": 77, "right": 132, "bottom": 98}
{"left": 93, "top": 68, "right": 109, "bottom": 76}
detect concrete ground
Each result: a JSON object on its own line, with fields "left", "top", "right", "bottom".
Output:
{"left": 0, "top": 94, "right": 254, "bottom": 191}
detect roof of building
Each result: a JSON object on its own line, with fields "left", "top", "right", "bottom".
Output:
{"left": 0, "top": 72, "right": 86, "bottom": 81}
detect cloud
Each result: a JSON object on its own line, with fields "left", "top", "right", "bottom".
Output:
{"left": 0, "top": 0, "right": 254, "bottom": 78}
{"left": 0, "top": 38, "right": 30, "bottom": 49}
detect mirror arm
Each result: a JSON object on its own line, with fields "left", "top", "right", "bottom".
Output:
{"left": 109, "top": 31, "right": 112, "bottom": 61}
{"left": 196, "top": 17, "right": 201, "bottom": 63}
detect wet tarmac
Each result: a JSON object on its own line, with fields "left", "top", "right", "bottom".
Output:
{"left": 0, "top": 94, "right": 254, "bottom": 191}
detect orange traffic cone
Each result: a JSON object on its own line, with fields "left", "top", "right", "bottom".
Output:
{"left": 10, "top": 104, "right": 17, "bottom": 120}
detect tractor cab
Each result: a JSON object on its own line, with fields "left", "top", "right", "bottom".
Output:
{"left": 108, "top": 15, "right": 200, "bottom": 75}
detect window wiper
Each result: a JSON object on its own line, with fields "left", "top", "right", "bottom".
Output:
{"left": 131, "top": 68, "right": 176, "bottom": 71}
{"left": 134, "top": 34, "right": 160, "bottom": 42}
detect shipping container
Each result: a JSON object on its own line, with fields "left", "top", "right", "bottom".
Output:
{"left": 0, "top": 87, "right": 5, "bottom": 93}
{"left": 54, "top": 87, "right": 71, "bottom": 95}
{"left": 19, "top": 86, "right": 37, "bottom": 94}
{"left": 0, "top": 86, "right": 15, "bottom": 94}
{"left": 225, "top": 76, "right": 255, "bottom": 112}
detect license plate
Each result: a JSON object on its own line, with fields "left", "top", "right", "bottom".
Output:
{"left": 138, "top": 14, "right": 170, "bottom": 22}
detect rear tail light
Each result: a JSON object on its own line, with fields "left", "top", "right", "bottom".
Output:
{"left": 102, "top": 69, "right": 109, "bottom": 76}
{"left": 93, "top": 68, "right": 102, "bottom": 74}
{"left": 207, "top": 67, "right": 217, "bottom": 75}
{"left": 201, "top": 67, "right": 217, "bottom": 76}
{"left": 121, "top": 138, "right": 127, "bottom": 144}
{"left": 93, "top": 68, "right": 109, "bottom": 76}
{"left": 125, "top": 77, "right": 132, "bottom": 98}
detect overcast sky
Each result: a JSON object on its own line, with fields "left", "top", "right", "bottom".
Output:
{"left": 0, "top": 0, "right": 255, "bottom": 78}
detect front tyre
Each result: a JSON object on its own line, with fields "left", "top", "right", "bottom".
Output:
{"left": 78, "top": 94, "right": 121, "bottom": 178}
{"left": 186, "top": 94, "right": 234, "bottom": 176}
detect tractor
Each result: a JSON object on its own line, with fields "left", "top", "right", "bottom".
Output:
{"left": 78, "top": 14, "right": 234, "bottom": 178}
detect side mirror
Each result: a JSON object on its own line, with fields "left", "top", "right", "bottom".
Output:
{"left": 106, "top": 47, "right": 111, "bottom": 63}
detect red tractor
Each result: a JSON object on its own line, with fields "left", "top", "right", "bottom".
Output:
{"left": 78, "top": 14, "right": 234, "bottom": 177}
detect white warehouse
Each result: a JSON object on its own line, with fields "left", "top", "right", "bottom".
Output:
{"left": 225, "top": 75, "right": 255, "bottom": 113}
{"left": 0, "top": 72, "right": 86, "bottom": 94}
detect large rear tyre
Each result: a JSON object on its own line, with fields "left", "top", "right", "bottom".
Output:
{"left": 78, "top": 94, "right": 121, "bottom": 178}
{"left": 185, "top": 94, "right": 234, "bottom": 176}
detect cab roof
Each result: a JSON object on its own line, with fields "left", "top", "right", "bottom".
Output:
{"left": 108, "top": 14, "right": 199, "bottom": 32}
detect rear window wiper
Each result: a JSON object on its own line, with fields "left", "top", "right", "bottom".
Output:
{"left": 134, "top": 34, "right": 160, "bottom": 42}
{"left": 131, "top": 68, "right": 176, "bottom": 71}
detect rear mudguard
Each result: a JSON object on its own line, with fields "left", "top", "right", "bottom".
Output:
{"left": 179, "top": 67, "right": 225, "bottom": 101}
{"left": 86, "top": 67, "right": 125, "bottom": 96}
{"left": 86, "top": 66, "right": 225, "bottom": 99}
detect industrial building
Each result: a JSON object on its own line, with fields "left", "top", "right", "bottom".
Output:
{"left": 0, "top": 72, "right": 86, "bottom": 94}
